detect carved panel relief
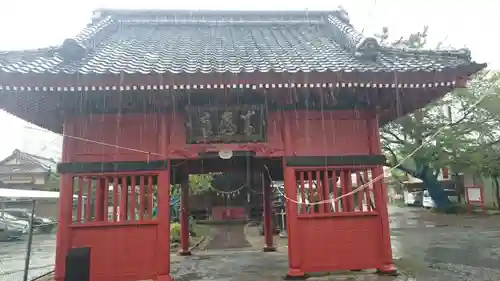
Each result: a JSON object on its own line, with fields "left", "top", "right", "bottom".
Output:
{"left": 186, "top": 105, "right": 265, "bottom": 143}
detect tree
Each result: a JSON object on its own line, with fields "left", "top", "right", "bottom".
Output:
{"left": 378, "top": 27, "right": 500, "bottom": 210}
{"left": 45, "top": 172, "right": 60, "bottom": 191}
{"left": 188, "top": 174, "right": 213, "bottom": 194}
{"left": 170, "top": 174, "right": 214, "bottom": 196}
{"left": 455, "top": 74, "right": 500, "bottom": 208}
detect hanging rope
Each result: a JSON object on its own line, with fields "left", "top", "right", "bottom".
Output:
{"left": 25, "top": 80, "right": 493, "bottom": 208}
{"left": 210, "top": 184, "right": 246, "bottom": 199}
{"left": 264, "top": 83, "right": 492, "bottom": 206}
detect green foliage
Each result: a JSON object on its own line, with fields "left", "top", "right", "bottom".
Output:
{"left": 170, "top": 222, "right": 181, "bottom": 242}
{"left": 376, "top": 25, "right": 429, "bottom": 48}
{"left": 45, "top": 173, "right": 60, "bottom": 191}
{"left": 378, "top": 26, "right": 500, "bottom": 210}
{"left": 189, "top": 174, "right": 213, "bottom": 194}
{"left": 379, "top": 27, "right": 500, "bottom": 180}
{"left": 170, "top": 174, "right": 213, "bottom": 196}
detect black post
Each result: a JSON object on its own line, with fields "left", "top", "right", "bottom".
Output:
{"left": 65, "top": 247, "right": 91, "bottom": 281}
{"left": 245, "top": 153, "right": 253, "bottom": 220}
{"left": 22, "top": 199, "right": 36, "bottom": 281}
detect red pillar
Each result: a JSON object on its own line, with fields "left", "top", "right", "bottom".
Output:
{"left": 282, "top": 111, "right": 305, "bottom": 279}
{"left": 54, "top": 174, "right": 75, "bottom": 281}
{"left": 178, "top": 175, "right": 191, "bottom": 256}
{"left": 284, "top": 166, "right": 305, "bottom": 278}
{"left": 54, "top": 123, "right": 74, "bottom": 281}
{"left": 157, "top": 167, "right": 173, "bottom": 281}
{"left": 262, "top": 173, "right": 276, "bottom": 252}
{"left": 373, "top": 166, "right": 396, "bottom": 274}
{"left": 370, "top": 115, "right": 397, "bottom": 275}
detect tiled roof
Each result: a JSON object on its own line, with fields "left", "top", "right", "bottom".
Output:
{"left": 0, "top": 9, "right": 483, "bottom": 76}
{"left": 0, "top": 149, "right": 57, "bottom": 173}
{"left": 18, "top": 151, "right": 57, "bottom": 171}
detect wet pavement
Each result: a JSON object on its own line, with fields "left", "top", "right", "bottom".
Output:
{"left": 203, "top": 224, "right": 251, "bottom": 250}
{"left": 388, "top": 206, "right": 500, "bottom": 280}
{"left": 1, "top": 206, "right": 500, "bottom": 281}
{"left": 0, "top": 233, "right": 56, "bottom": 281}
{"left": 172, "top": 206, "right": 500, "bottom": 281}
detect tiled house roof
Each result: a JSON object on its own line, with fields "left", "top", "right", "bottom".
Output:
{"left": 17, "top": 150, "right": 57, "bottom": 171}
{"left": 0, "top": 9, "right": 484, "bottom": 77}
{"left": 0, "top": 149, "right": 57, "bottom": 174}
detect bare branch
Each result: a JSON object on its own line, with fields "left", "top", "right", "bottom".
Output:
{"left": 381, "top": 129, "right": 406, "bottom": 145}
{"left": 382, "top": 145, "right": 400, "bottom": 165}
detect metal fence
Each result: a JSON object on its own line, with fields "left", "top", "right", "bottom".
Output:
{"left": 274, "top": 208, "right": 287, "bottom": 236}
{"left": 0, "top": 200, "right": 57, "bottom": 281}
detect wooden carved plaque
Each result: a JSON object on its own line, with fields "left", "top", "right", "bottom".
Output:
{"left": 186, "top": 105, "right": 266, "bottom": 143}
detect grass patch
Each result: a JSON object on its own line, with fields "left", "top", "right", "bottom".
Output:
{"left": 170, "top": 223, "right": 211, "bottom": 250}
{"left": 170, "top": 222, "right": 212, "bottom": 242}
{"left": 390, "top": 199, "right": 407, "bottom": 207}
{"left": 431, "top": 203, "right": 500, "bottom": 215}
{"left": 430, "top": 203, "right": 468, "bottom": 214}
{"left": 193, "top": 223, "right": 211, "bottom": 237}
{"left": 195, "top": 219, "right": 248, "bottom": 225}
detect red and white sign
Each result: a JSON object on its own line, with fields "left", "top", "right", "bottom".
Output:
{"left": 442, "top": 168, "right": 449, "bottom": 180}
{"left": 464, "top": 185, "right": 486, "bottom": 214}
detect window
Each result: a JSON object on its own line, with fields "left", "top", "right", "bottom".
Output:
{"left": 444, "top": 189, "right": 457, "bottom": 196}
{"left": 1, "top": 213, "right": 17, "bottom": 221}
{"left": 7, "top": 210, "right": 28, "bottom": 219}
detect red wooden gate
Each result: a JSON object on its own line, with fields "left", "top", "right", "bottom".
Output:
{"left": 57, "top": 170, "right": 171, "bottom": 281}
{"left": 284, "top": 166, "right": 386, "bottom": 274}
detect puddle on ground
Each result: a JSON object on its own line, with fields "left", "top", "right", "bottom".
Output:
{"left": 174, "top": 272, "right": 204, "bottom": 281}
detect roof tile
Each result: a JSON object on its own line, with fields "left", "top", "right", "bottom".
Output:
{"left": 0, "top": 9, "right": 478, "bottom": 75}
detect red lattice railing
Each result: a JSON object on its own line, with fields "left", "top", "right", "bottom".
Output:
{"left": 294, "top": 167, "right": 380, "bottom": 216}
{"left": 72, "top": 173, "right": 157, "bottom": 224}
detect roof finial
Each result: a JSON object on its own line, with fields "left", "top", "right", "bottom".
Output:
{"left": 58, "top": 39, "right": 88, "bottom": 63}
{"left": 355, "top": 37, "right": 380, "bottom": 61}
{"left": 92, "top": 11, "right": 103, "bottom": 22}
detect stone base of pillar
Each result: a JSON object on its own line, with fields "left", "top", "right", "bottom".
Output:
{"left": 279, "top": 230, "right": 288, "bottom": 238}
{"left": 177, "top": 250, "right": 192, "bottom": 256}
{"left": 284, "top": 269, "right": 306, "bottom": 280}
{"left": 263, "top": 246, "right": 277, "bottom": 252}
{"left": 376, "top": 264, "right": 398, "bottom": 276}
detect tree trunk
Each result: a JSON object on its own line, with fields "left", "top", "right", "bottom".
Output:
{"left": 394, "top": 163, "right": 451, "bottom": 210}
{"left": 421, "top": 175, "right": 451, "bottom": 209}
{"left": 493, "top": 176, "right": 500, "bottom": 209}
{"left": 453, "top": 172, "right": 464, "bottom": 203}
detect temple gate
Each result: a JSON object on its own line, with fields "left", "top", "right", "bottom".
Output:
{"left": 0, "top": 8, "right": 484, "bottom": 281}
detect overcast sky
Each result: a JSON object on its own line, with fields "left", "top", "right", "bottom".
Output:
{"left": 0, "top": 0, "right": 496, "bottom": 160}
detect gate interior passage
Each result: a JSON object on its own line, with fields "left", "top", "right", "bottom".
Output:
{"left": 285, "top": 167, "right": 392, "bottom": 274}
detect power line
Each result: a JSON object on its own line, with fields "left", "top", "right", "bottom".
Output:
{"left": 265, "top": 87, "right": 493, "bottom": 206}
